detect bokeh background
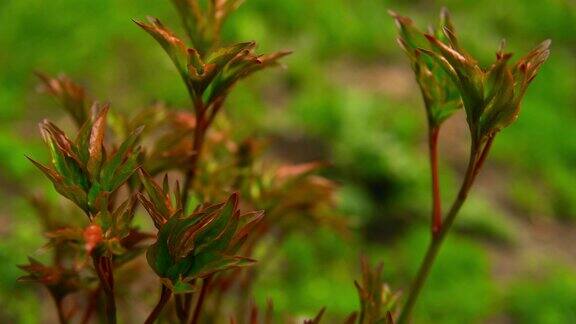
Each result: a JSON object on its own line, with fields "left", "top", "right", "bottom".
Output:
{"left": 2, "top": 0, "right": 576, "bottom": 323}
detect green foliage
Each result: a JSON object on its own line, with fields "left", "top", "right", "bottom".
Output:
{"left": 400, "top": 228, "right": 496, "bottom": 323}
{"left": 254, "top": 230, "right": 358, "bottom": 318}
{"left": 506, "top": 266, "right": 576, "bottom": 323}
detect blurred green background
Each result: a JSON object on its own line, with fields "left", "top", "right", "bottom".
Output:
{"left": 2, "top": 0, "right": 576, "bottom": 323}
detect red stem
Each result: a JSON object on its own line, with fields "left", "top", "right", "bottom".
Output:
{"left": 145, "top": 285, "right": 172, "bottom": 324}
{"left": 184, "top": 293, "right": 193, "bottom": 319}
{"left": 181, "top": 109, "right": 206, "bottom": 211}
{"left": 175, "top": 295, "right": 187, "bottom": 322}
{"left": 206, "top": 98, "right": 225, "bottom": 126}
{"left": 189, "top": 276, "right": 212, "bottom": 324}
{"left": 397, "top": 143, "right": 478, "bottom": 324}
{"left": 178, "top": 111, "right": 206, "bottom": 324}
{"left": 49, "top": 293, "right": 67, "bottom": 324}
{"left": 179, "top": 86, "right": 226, "bottom": 323}
{"left": 429, "top": 127, "right": 442, "bottom": 236}
{"left": 92, "top": 254, "right": 116, "bottom": 324}
{"left": 179, "top": 101, "right": 207, "bottom": 321}
{"left": 473, "top": 135, "right": 495, "bottom": 180}
{"left": 81, "top": 286, "right": 101, "bottom": 324}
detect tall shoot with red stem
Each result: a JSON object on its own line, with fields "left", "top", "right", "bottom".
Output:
{"left": 390, "top": 7, "right": 550, "bottom": 323}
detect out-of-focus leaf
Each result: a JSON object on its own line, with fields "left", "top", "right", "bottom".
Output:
{"left": 304, "top": 307, "right": 326, "bottom": 324}
{"left": 18, "top": 257, "right": 80, "bottom": 300}
{"left": 354, "top": 257, "right": 399, "bottom": 324}
{"left": 36, "top": 73, "right": 89, "bottom": 127}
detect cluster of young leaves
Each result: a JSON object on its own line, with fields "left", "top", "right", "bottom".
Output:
{"left": 29, "top": 76, "right": 147, "bottom": 254}
{"left": 392, "top": 8, "right": 550, "bottom": 144}
{"left": 390, "top": 8, "right": 550, "bottom": 323}
{"left": 139, "top": 171, "right": 264, "bottom": 293}
{"left": 192, "top": 135, "right": 348, "bottom": 316}
{"left": 20, "top": 74, "right": 155, "bottom": 324}
{"left": 28, "top": 104, "right": 141, "bottom": 218}
{"left": 389, "top": 9, "right": 461, "bottom": 128}
{"left": 134, "top": 8, "right": 290, "bottom": 117}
